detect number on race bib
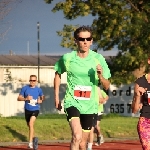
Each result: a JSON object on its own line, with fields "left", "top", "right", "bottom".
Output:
{"left": 74, "top": 90, "right": 91, "bottom": 98}
{"left": 74, "top": 85, "right": 92, "bottom": 100}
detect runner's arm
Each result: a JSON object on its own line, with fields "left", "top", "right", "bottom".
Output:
{"left": 17, "top": 95, "right": 27, "bottom": 101}
{"left": 37, "top": 95, "right": 45, "bottom": 104}
{"left": 132, "top": 83, "right": 142, "bottom": 114}
{"left": 54, "top": 71, "right": 62, "bottom": 110}
{"left": 39, "top": 95, "right": 45, "bottom": 101}
{"left": 99, "top": 89, "right": 109, "bottom": 104}
{"left": 98, "top": 74, "right": 110, "bottom": 90}
{"left": 104, "top": 94, "right": 109, "bottom": 101}
{"left": 96, "top": 64, "right": 110, "bottom": 90}
{"left": 103, "top": 95, "right": 109, "bottom": 103}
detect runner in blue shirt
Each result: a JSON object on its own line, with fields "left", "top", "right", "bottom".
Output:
{"left": 17, "top": 75, "right": 44, "bottom": 149}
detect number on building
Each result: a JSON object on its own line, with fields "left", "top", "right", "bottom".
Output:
{"left": 110, "top": 104, "right": 124, "bottom": 113}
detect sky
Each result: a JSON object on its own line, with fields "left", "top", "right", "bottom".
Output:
{"left": 0, "top": 0, "right": 118, "bottom": 56}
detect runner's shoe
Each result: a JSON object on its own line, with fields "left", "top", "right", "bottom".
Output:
{"left": 33, "top": 137, "right": 38, "bottom": 150}
{"left": 28, "top": 142, "right": 33, "bottom": 149}
{"left": 100, "top": 135, "right": 104, "bottom": 144}
{"left": 95, "top": 136, "right": 101, "bottom": 146}
{"left": 95, "top": 142, "right": 100, "bottom": 146}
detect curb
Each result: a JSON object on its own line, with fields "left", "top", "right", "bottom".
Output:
{"left": 0, "top": 137, "right": 139, "bottom": 147}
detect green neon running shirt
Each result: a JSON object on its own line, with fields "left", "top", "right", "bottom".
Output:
{"left": 98, "top": 90, "right": 108, "bottom": 113}
{"left": 54, "top": 50, "right": 111, "bottom": 114}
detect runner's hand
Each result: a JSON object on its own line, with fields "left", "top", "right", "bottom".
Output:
{"left": 136, "top": 87, "right": 147, "bottom": 96}
{"left": 26, "top": 95, "right": 33, "bottom": 100}
{"left": 37, "top": 99, "right": 42, "bottom": 104}
{"left": 99, "top": 98, "right": 106, "bottom": 104}
{"left": 96, "top": 64, "right": 103, "bottom": 75}
{"left": 55, "top": 99, "right": 62, "bottom": 111}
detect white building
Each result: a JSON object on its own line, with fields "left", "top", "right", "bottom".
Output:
{"left": 0, "top": 55, "right": 139, "bottom": 117}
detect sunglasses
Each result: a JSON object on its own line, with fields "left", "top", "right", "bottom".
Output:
{"left": 29, "top": 80, "right": 36, "bottom": 82}
{"left": 77, "top": 37, "right": 92, "bottom": 41}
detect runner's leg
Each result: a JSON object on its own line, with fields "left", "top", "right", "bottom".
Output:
{"left": 79, "top": 114, "right": 94, "bottom": 150}
{"left": 65, "top": 106, "right": 82, "bottom": 150}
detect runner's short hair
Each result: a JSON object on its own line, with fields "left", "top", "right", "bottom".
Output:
{"left": 30, "top": 75, "right": 37, "bottom": 78}
{"left": 74, "top": 25, "right": 92, "bottom": 39}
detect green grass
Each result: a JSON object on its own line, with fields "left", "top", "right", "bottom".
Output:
{"left": 0, "top": 114, "right": 139, "bottom": 142}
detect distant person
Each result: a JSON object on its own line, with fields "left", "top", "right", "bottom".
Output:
{"left": 132, "top": 54, "right": 150, "bottom": 150}
{"left": 54, "top": 25, "right": 111, "bottom": 150}
{"left": 17, "top": 75, "right": 44, "bottom": 149}
{"left": 87, "top": 87, "right": 109, "bottom": 150}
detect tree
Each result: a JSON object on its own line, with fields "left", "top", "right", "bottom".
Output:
{"left": 45, "top": 0, "right": 150, "bottom": 85}
{"left": 0, "top": 0, "right": 22, "bottom": 43}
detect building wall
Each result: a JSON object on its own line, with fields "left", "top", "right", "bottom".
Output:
{"left": 0, "top": 83, "right": 67, "bottom": 117}
{"left": 0, "top": 66, "right": 67, "bottom": 117}
{"left": 0, "top": 66, "right": 67, "bottom": 83}
{"left": 0, "top": 66, "right": 141, "bottom": 117}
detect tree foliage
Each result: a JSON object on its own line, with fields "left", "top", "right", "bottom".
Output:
{"left": 45, "top": 0, "right": 150, "bottom": 85}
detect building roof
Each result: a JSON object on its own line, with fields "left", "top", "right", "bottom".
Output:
{"left": 0, "top": 55, "right": 112, "bottom": 66}
{"left": 0, "top": 55, "right": 62, "bottom": 66}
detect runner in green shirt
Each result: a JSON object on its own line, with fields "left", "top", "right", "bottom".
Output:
{"left": 87, "top": 88, "right": 109, "bottom": 150}
{"left": 54, "top": 25, "right": 111, "bottom": 150}
{"left": 95, "top": 89, "right": 109, "bottom": 146}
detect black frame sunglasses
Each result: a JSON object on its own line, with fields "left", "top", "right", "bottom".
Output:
{"left": 29, "top": 80, "right": 36, "bottom": 82}
{"left": 77, "top": 37, "right": 92, "bottom": 41}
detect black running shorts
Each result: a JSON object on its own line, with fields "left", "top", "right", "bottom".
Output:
{"left": 25, "top": 109, "right": 39, "bottom": 123}
{"left": 97, "top": 114, "right": 103, "bottom": 121}
{"left": 65, "top": 106, "right": 95, "bottom": 131}
{"left": 92, "top": 114, "right": 102, "bottom": 127}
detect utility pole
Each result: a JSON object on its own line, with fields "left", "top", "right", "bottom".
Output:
{"left": 27, "top": 41, "right": 29, "bottom": 55}
{"left": 37, "top": 22, "right": 40, "bottom": 83}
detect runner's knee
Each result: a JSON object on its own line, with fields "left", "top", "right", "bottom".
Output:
{"left": 79, "top": 141, "right": 86, "bottom": 149}
{"left": 72, "top": 133, "right": 82, "bottom": 143}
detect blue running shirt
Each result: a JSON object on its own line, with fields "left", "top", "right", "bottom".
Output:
{"left": 20, "top": 85, "right": 43, "bottom": 111}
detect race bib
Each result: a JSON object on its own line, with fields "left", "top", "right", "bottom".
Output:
{"left": 74, "top": 85, "right": 92, "bottom": 100}
{"left": 28, "top": 99, "right": 37, "bottom": 106}
{"left": 147, "top": 91, "right": 150, "bottom": 105}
